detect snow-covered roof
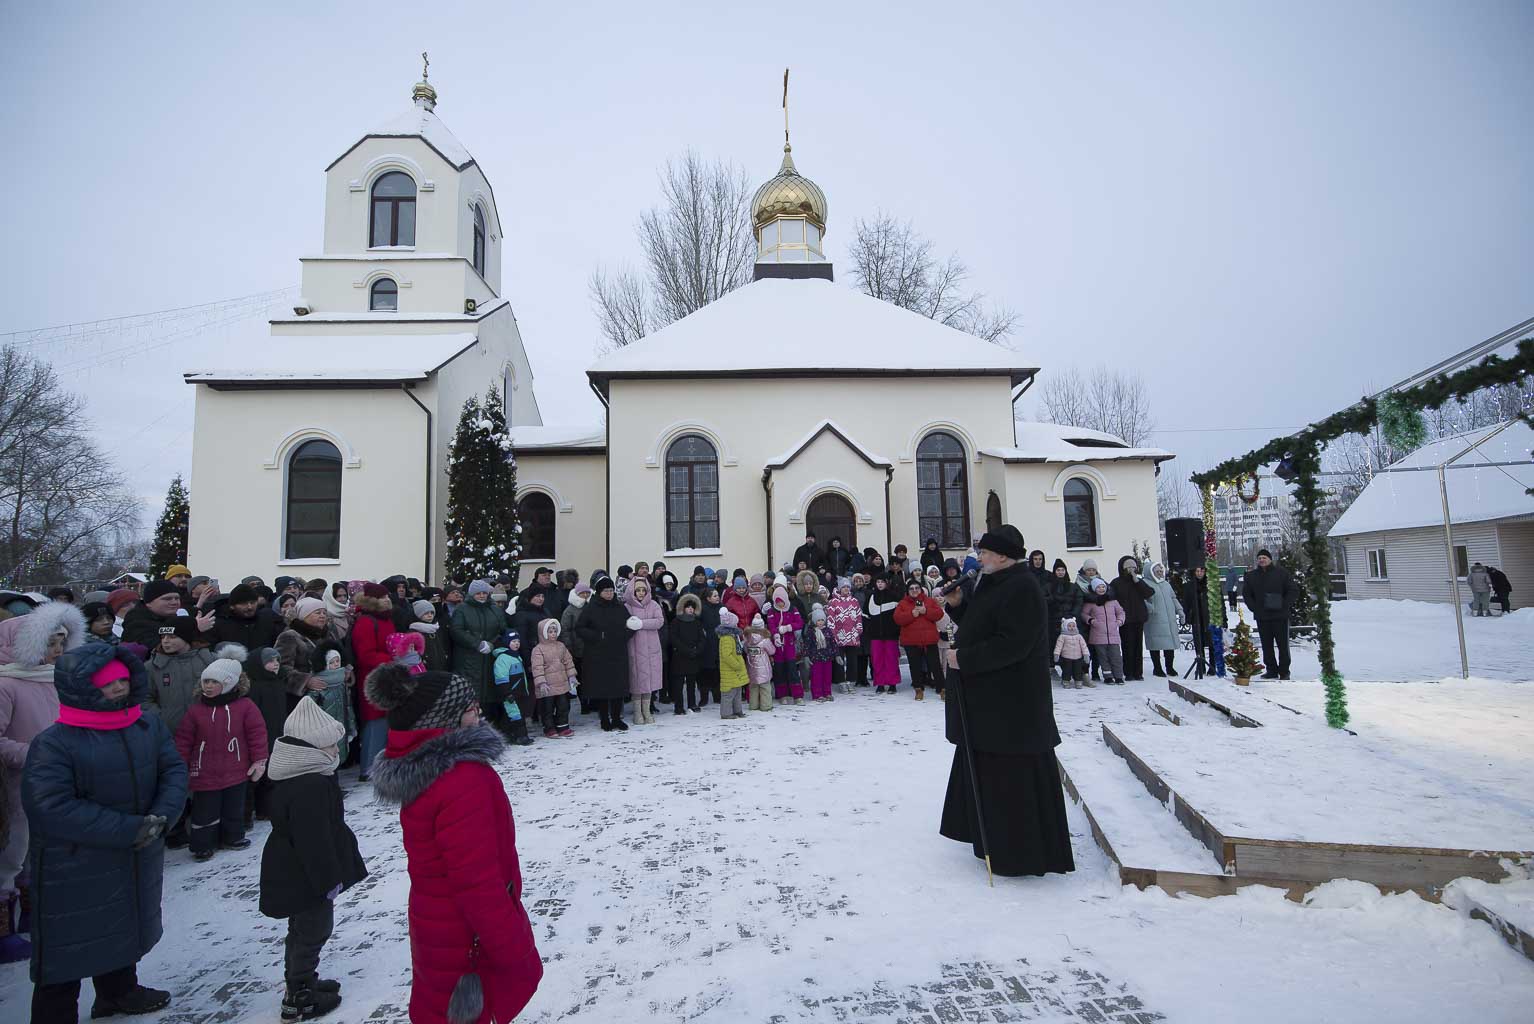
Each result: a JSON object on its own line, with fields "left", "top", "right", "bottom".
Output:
{"left": 510, "top": 424, "right": 606, "bottom": 451}
{"left": 327, "top": 103, "right": 475, "bottom": 172}
{"left": 184, "top": 333, "right": 478, "bottom": 387}
{"left": 587, "top": 279, "right": 1037, "bottom": 391}
{"left": 766, "top": 420, "right": 892, "bottom": 469}
{"left": 982, "top": 421, "right": 1174, "bottom": 463}
{"left": 1329, "top": 421, "right": 1534, "bottom": 537}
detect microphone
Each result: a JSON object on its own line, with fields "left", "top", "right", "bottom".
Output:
{"left": 938, "top": 569, "right": 978, "bottom": 596}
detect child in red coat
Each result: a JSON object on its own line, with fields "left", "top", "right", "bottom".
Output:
{"left": 174, "top": 658, "right": 268, "bottom": 861}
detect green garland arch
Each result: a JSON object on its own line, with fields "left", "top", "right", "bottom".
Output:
{"left": 1191, "top": 339, "right": 1534, "bottom": 729}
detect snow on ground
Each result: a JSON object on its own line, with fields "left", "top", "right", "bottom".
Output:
{"left": 5, "top": 670, "right": 1533, "bottom": 1023}
{"left": 1286, "top": 599, "right": 1532, "bottom": 681}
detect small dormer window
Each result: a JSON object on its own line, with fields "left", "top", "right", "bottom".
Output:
{"left": 370, "top": 278, "right": 398, "bottom": 311}
{"left": 472, "top": 205, "right": 487, "bottom": 277}
{"left": 370, "top": 172, "right": 416, "bottom": 247}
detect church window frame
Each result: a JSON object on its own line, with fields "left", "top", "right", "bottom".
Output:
{"left": 369, "top": 277, "right": 398, "bottom": 311}
{"left": 284, "top": 439, "right": 343, "bottom": 560}
{"left": 1063, "top": 476, "right": 1100, "bottom": 550}
{"left": 472, "top": 204, "right": 487, "bottom": 277}
{"left": 916, "top": 431, "right": 970, "bottom": 550}
{"left": 664, "top": 434, "right": 719, "bottom": 551}
{"left": 516, "top": 491, "right": 556, "bottom": 560}
{"left": 370, "top": 171, "right": 417, "bottom": 248}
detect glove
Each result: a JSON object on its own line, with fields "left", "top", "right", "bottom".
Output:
{"left": 568, "top": 677, "right": 579, "bottom": 695}
{"left": 248, "top": 760, "right": 267, "bottom": 782}
{"left": 778, "top": 624, "right": 791, "bottom": 634}
{"left": 132, "top": 814, "right": 167, "bottom": 850}
{"left": 326, "top": 884, "right": 342, "bottom": 901}
{"left": 626, "top": 616, "right": 643, "bottom": 630}
{"left": 477, "top": 641, "right": 492, "bottom": 653}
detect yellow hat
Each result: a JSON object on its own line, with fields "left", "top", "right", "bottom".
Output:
{"left": 165, "top": 564, "right": 191, "bottom": 580}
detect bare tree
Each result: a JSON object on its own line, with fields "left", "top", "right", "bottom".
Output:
{"left": 1034, "top": 365, "right": 1157, "bottom": 447}
{"left": 0, "top": 345, "right": 139, "bottom": 587}
{"left": 847, "top": 213, "right": 1017, "bottom": 344}
{"left": 589, "top": 152, "right": 757, "bottom": 350}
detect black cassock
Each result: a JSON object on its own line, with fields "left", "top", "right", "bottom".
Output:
{"left": 939, "top": 562, "right": 1074, "bottom": 877}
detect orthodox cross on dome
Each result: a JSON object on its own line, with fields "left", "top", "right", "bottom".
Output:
{"left": 412, "top": 51, "right": 438, "bottom": 111}
{"left": 782, "top": 67, "right": 791, "bottom": 154}
{"left": 751, "top": 67, "right": 829, "bottom": 273}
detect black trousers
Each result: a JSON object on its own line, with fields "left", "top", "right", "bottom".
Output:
{"left": 32, "top": 963, "right": 137, "bottom": 1023}
{"left": 1257, "top": 620, "right": 1291, "bottom": 676}
{"left": 246, "top": 775, "right": 273, "bottom": 823}
{"left": 698, "top": 665, "right": 719, "bottom": 705}
{"left": 1119, "top": 621, "right": 1145, "bottom": 679}
{"left": 596, "top": 698, "right": 625, "bottom": 727}
{"left": 1149, "top": 649, "right": 1176, "bottom": 675}
{"left": 190, "top": 783, "right": 247, "bottom": 854}
{"left": 285, "top": 901, "right": 335, "bottom": 990}
{"left": 537, "top": 694, "right": 571, "bottom": 730}
{"left": 903, "top": 645, "right": 942, "bottom": 691}
{"left": 833, "top": 647, "right": 864, "bottom": 684}
{"left": 671, "top": 674, "right": 699, "bottom": 712}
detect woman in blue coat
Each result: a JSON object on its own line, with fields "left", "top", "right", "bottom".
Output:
{"left": 23, "top": 642, "right": 189, "bottom": 1023}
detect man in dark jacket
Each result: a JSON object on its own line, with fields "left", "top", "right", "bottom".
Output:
{"left": 1241, "top": 549, "right": 1299, "bottom": 679}
{"left": 121, "top": 580, "right": 194, "bottom": 649}
{"left": 792, "top": 532, "right": 824, "bottom": 574}
{"left": 526, "top": 567, "right": 565, "bottom": 620}
{"left": 939, "top": 524, "right": 1072, "bottom": 878}
{"left": 1026, "top": 550, "right": 1051, "bottom": 591}
{"left": 1109, "top": 556, "right": 1155, "bottom": 681}
{"left": 205, "top": 584, "right": 280, "bottom": 650}
{"left": 1043, "top": 558, "right": 1081, "bottom": 676}
{"left": 1488, "top": 566, "right": 1513, "bottom": 613}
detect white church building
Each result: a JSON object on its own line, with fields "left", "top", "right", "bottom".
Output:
{"left": 186, "top": 71, "right": 1171, "bottom": 584}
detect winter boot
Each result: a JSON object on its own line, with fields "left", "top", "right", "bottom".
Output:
{"left": 281, "top": 985, "right": 343, "bottom": 1021}
{"left": 543, "top": 727, "right": 558, "bottom": 738}
{"left": 90, "top": 984, "right": 172, "bottom": 1018}
{"left": 914, "top": 688, "right": 924, "bottom": 701}
{"left": 558, "top": 726, "right": 574, "bottom": 737}
{"left": 611, "top": 716, "right": 629, "bottom": 731}
{"left": 0, "top": 893, "right": 30, "bottom": 964}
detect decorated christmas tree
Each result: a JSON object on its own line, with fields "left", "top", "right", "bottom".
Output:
{"left": 443, "top": 384, "right": 521, "bottom": 588}
{"left": 148, "top": 474, "right": 190, "bottom": 580}
{"left": 1225, "top": 608, "right": 1264, "bottom": 683}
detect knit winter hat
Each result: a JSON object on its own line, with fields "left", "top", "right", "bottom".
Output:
{"left": 201, "top": 658, "right": 243, "bottom": 694}
{"left": 294, "top": 597, "right": 326, "bottom": 621}
{"left": 106, "top": 589, "right": 138, "bottom": 615}
{"left": 573, "top": 582, "right": 592, "bottom": 597}
{"left": 91, "top": 659, "right": 131, "bottom": 689}
{"left": 467, "top": 579, "right": 493, "bottom": 597}
{"left": 188, "top": 575, "right": 211, "bottom": 591}
{"left": 751, "top": 613, "right": 765, "bottom": 628}
{"left": 164, "top": 564, "right": 191, "bottom": 580}
{"left": 258, "top": 646, "right": 280, "bottom": 665}
{"left": 367, "top": 665, "right": 478, "bottom": 731}
{"left": 811, "top": 604, "right": 827, "bottom": 624}
{"left": 1092, "top": 577, "right": 1108, "bottom": 593}
{"left": 1257, "top": 548, "right": 1272, "bottom": 560}
{"left": 1062, "top": 618, "right": 1079, "bottom": 633}
{"left": 358, "top": 582, "right": 386, "bottom": 600}
{"left": 284, "top": 695, "right": 346, "bottom": 748}
{"left": 412, "top": 600, "right": 436, "bottom": 619}
{"left": 1080, "top": 558, "right": 1098, "bottom": 573}
{"left": 141, "top": 580, "right": 179, "bottom": 604}
{"left": 717, "top": 608, "right": 738, "bottom": 629}
{"left": 592, "top": 575, "right": 615, "bottom": 594}
{"left": 229, "top": 583, "right": 259, "bottom": 605}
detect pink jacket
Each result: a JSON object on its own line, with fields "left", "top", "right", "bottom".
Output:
{"left": 1081, "top": 599, "right": 1127, "bottom": 646}
{"left": 1053, "top": 631, "right": 1090, "bottom": 661}
{"left": 744, "top": 632, "right": 776, "bottom": 685}
{"left": 826, "top": 595, "right": 863, "bottom": 647}
{"left": 385, "top": 630, "right": 427, "bottom": 675}
{"left": 173, "top": 690, "right": 269, "bottom": 792}
{"left": 765, "top": 606, "right": 802, "bottom": 662}
{"left": 531, "top": 638, "right": 576, "bottom": 698}
{"left": 624, "top": 591, "right": 665, "bottom": 695}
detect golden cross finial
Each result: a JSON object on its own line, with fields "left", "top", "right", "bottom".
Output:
{"left": 421, "top": 51, "right": 430, "bottom": 80}
{"left": 782, "top": 67, "right": 790, "bottom": 151}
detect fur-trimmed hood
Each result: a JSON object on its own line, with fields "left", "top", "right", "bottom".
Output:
{"left": 0, "top": 600, "right": 87, "bottom": 668}
{"left": 370, "top": 724, "right": 506, "bottom": 808}
{"left": 795, "top": 570, "right": 818, "bottom": 595}
{"left": 354, "top": 592, "right": 393, "bottom": 616}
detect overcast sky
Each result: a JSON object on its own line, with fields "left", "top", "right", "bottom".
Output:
{"left": 3, "top": 1, "right": 1531, "bottom": 522}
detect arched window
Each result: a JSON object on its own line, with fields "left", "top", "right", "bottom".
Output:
{"left": 285, "top": 439, "right": 342, "bottom": 559}
{"left": 472, "top": 204, "right": 487, "bottom": 277}
{"left": 516, "top": 492, "right": 555, "bottom": 560}
{"left": 369, "top": 277, "right": 398, "bottom": 311}
{"left": 1063, "top": 477, "right": 1098, "bottom": 549}
{"left": 916, "top": 431, "right": 969, "bottom": 549}
{"left": 665, "top": 434, "right": 719, "bottom": 550}
{"left": 370, "top": 171, "right": 416, "bottom": 247}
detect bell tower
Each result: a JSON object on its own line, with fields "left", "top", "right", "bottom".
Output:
{"left": 751, "top": 69, "right": 832, "bottom": 282}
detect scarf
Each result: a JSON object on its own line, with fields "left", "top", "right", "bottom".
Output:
{"left": 267, "top": 736, "right": 338, "bottom": 780}
{"left": 0, "top": 663, "right": 57, "bottom": 682}
{"left": 409, "top": 621, "right": 439, "bottom": 635}
{"left": 58, "top": 704, "right": 143, "bottom": 730}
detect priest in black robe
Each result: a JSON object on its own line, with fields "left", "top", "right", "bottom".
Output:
{"left": 939, "top": 524, "right": 1074, "bottom": 877}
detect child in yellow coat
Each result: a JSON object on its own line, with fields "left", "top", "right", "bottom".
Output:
{"left": 715, "top": 608, "right": 748, "bottom": 719}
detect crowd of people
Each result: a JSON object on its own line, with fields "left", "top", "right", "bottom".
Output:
{"left": 0, "top": 532, "right": 1303, "bottom": 1021}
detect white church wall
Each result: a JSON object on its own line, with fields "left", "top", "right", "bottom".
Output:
{"left": 990, "top": 458, "right": 1163, "bottom": 571}
{"left": 513, "top": 454, "right": 608, "bottom": 573}
{"left": 186, "top": 385, "right": 428, "bottom": 585}
{"left": 456, "top": 163, "right": 502, "bottom": 295}
{"left": 323, "top": 138, "right": 463, "bottom": 259}
{"left": 297, "top": 257, "right": 495, "bottom": 316}
{"left": 764, "top": 430, "right": 890, "bottom": 569}
{"left": 606, "top": 375, "right": 1015, "bottom": 568}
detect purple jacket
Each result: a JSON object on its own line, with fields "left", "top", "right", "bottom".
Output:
{"left": 173, "top": 687, "right": 269, "bottom": 792}
{"left": 1082, "top": 599, "right": 1127, "bottom": 646}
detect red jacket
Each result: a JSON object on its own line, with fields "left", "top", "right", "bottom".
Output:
{"left": 722, "top": 589, "right": 759, "bottom": 631}
{"left": 173, "top": 690, "right": 268, "bottom": 792}
{"left": 351, "top": 612, "right": 398, "bottom": 722}
{"left": 371, "top": 725, "right": 542, "bottom": 1024}
{"left": 893, "top": 594, "right": 943, "bottom": 647}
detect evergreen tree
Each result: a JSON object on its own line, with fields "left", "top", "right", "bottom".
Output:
{"left": 1276, "top": 546, "right": 1314, "bottom": 626}
{"left": 148, "top": 474, "right": 190, "bottom": 580}
{"left": 1226, "top": 608, "right": 1265, "bottom": 682}
{"left": 443, "top": 384, "right": 521, "bottom": 588}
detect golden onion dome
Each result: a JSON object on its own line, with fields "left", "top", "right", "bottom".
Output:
{"left": 751, "top": 145, "right": 828, "bottom": 231}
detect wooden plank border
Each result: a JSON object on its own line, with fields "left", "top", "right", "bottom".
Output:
{"left": 1167, "top": 680, "right": 1264, "bottom": 728}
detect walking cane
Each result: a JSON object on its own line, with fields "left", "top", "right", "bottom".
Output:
{"left": 948, "top": 650, "right": 994, "bottom": 887}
